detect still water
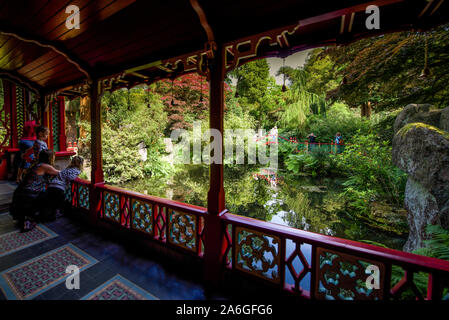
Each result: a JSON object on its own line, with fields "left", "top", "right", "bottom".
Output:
{"left": 120, "top": 164, "right": 406, "bottom": 250}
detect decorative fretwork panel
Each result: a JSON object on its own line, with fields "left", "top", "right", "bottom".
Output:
{"left": 78, "top": 185, "right": 90, "bottom": 210}
{"left": 315, "top": 248, "right": 385, "bottom": 300}
{"left": 131, "top": 199, "right": 153, "bottom": 235}
{"left": 15, "top": 87, "right": 24, "bottom": 139}
{"left": 51, "top": 99, "right": 60, "bottom": 151}
{"left": 234, "top": 227, "right": 281, "bottom": 284}
{"left": 223, "top": 223, "right": 233, "bottom": 266}
{"left": 285, "top": 240, "right": 311, "bottom": 293}
{"left": 104, "top": 192, "right": 120, "bottom": 222}
{"left": 167, "top": 209, "right": 197, "bottom": 252}
{"left": 65, "top": 184, "right": 72, "bottom": 203}
{"left": 154, "top": 206, "right": 166, "bottom": 241}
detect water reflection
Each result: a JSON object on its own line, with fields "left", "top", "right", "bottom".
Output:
{"left": 119, "top": 164, "right": 406, "bottom": 250}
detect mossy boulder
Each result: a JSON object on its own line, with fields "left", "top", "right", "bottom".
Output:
{"left": 392, "top": 121, "right": 449, "bottom": 251}
{"left": 393, "top": 104, "right": 443, "bottom": 134}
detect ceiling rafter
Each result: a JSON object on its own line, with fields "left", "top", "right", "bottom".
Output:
{"left": 43, "top": 0, "right": 446, "bottom": 97}
{"left": 0, "top": 25, "right": 92, "bottom": 82}
{"left": 190, "top": 0, "right": 216, "bottom": 62}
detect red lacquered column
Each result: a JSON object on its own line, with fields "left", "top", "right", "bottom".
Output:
{"left": 203, "top": 43, "right": 227, "bottom": 287}
{"left": 89, "top": 80, "right": 104, "bottom": 225}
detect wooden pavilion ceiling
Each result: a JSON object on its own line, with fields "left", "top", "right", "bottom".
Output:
{"left": 0, "top": 0, "right": 448, "bottom": 98}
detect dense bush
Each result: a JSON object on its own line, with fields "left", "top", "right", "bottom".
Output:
{"left": 285, "top": 148, "right": 339, "bottom": 177}
{"left": 337, "top": 133, "right": 408, "bottom": 214}
{"left": 306, "top": 102, "right": 371, "bottom": 142}
{"left": 97, "top": 88, "right": 171, "bottom": 184}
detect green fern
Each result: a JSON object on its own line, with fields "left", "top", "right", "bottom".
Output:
{"left": 422, "top": 224, "right": 449, "bottom": 260}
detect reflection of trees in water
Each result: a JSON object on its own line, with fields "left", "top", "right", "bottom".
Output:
{"left": 277, "top": 174, "right": 342, "bottom": 235}
{"left": 120, "top": 165, "right": 405, "bottom": 249}
{"left": 281, "top": 189, "right": 340, "bottom": 236}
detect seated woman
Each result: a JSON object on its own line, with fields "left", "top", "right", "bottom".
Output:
{"left": 45, "top": 156, "right": 84, "bottom": 221}
{"left": 11, "top": 149, "right": 59, "bottom": 232}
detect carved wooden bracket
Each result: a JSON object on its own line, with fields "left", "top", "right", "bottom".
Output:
{"left": 224, "top": 23, "right": 300, "bottom": 72}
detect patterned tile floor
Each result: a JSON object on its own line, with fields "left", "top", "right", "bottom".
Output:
{"left": 0, "top": 210, "right": 227, "bottom": 300}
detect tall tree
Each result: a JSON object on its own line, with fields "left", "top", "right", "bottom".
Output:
{"left": 276, "top": 65, "right": 328, "bottom": 131}
{"left": 229, "top": 59, "right": 270, "bottom": 105}
{"left": 324, "top": 24, "right": 449, "bottom": 112}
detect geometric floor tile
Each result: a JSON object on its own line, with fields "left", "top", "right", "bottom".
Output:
{"left": 0, "top": 225, "right": 58, "bottom": 258}
{"left": 80, "top": 274, "right": 158, "bottom": 300}
{"left": 0, "top": 243, "right": 98, "bottom": 300}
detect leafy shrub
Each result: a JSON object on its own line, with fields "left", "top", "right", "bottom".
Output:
{"left": 285, "top": 148, "right": 338, "bottom": 176}
{"left": 337, "top": 133, "right": 407, "bottom": 213}
{"left": 370, "top": 109, "right": 402, "bottom": 145}
{"left": 306, "top": 102, "right": 371, "bottom": 143}
{"left": 85, "top": 88, "right": 171, "bottom": 184}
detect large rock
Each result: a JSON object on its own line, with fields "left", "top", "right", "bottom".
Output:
{"left": 393, "top": 104, "right": 442, "bottom": 134}
{"left": 403, "top": 178, "right": 440, "bottom": 252}
{"left": 441, "top": 107, "right": 449, "bottom": 132}
{"left": 392, "top": 122, "right": 449, "bottom": 251}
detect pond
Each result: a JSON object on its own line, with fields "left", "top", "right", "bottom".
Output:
{"left": 119, "top": 164, "right": 406, "bottom": 250}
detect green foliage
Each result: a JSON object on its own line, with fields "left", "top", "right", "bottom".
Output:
{"left": 277, "top": 140, "right": 298, "bottom": 166}
{"left": 421, "top": 224, "right": 449, "bottom": 260}
{"left": 374, "top": 225, "right": 449, "bottom": 300}
{"left": 307, "top": 102, "right": 370, "bottom": 142}
{"left": 338, "top": 133, "right": 407, "bottom": 211}
{"left": 324, "top": 25, "right": 449, "bottom": 110}
{"left": 303, "top": 49, "right": 341, "bottom": 96}
{"left": 79, "top": 171, "right": 88, "bottom": 180}
{"left": 230, "top": 59, "right": 270, "bottom": 105}
{"left": 98, "top": 87, "right": 171, "bottom": 184}
{"left": 276, "top": 65, "right": 328, "bottom": 132}
{"left": 285, "top": 148, "right": 338, "bottom": 177}
{"left": 370, "top": 109, "right": 402, "bottom": 144}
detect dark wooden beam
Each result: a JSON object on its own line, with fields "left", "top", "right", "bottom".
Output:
{"left": 190, "top": 0, "right": 215, "bottom": 43}
{"left": 90, "top": 80, "right": 104, "bottom": 185}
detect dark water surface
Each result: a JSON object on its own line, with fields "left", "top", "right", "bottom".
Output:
{"left": 121, "top": 164, "right": 406, "bottom": 250}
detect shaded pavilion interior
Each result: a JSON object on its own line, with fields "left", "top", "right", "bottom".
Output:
{"left": 1, "top": 0, "right": 449, "bottom": 300}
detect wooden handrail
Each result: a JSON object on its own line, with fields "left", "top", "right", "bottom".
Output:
{"left": 69, "top": 178, "right": 449, "bottom": 299}
{"left": 94, "top": 181, "right": 207, "bottom": 216}
{"left": 222, "top": 212, "right": 449, "bottom": 274}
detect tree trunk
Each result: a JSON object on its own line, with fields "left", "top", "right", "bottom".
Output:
{"left": 361, "top": 101, "right": 372, "bottom": 118}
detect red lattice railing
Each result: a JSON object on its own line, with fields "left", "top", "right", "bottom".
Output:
{"left": 222, "top": 213, "right": 449, "bottom": 300}
{"left": 68, "top": 179, "right": 449, "bottom": 300}
{"left": 69, "top": 179, "right": 206, "bottom": 258}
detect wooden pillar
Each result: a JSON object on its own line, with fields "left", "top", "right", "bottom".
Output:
{"left": 89, "top": 80, "right": 104, "bottom": 225}
{"left": 203, "top": 43, "right": 226, "bottom": 287}
{"left": 90, "top": 81, "right": 104, "bottom": 184}
{"left": 207, "top": 48, "right": 225, "bottom": 215}
{"left": 57, "top": 96, "right": 67, "bottom": 151}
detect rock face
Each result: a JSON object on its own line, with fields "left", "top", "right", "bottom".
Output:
{"left": 441, "top": 107, "right": 449, "bottom": 132}
{"left": 392, "top": 106, "right": 449, "bottom": 252}
{"left": 393, "top": 104, "right": 444, "bottom": 134}
{"left": 402, "top": 178, "right": 440, "bottom": 252}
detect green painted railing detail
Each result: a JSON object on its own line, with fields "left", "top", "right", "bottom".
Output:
{"left": 15, "top": 87, "right": 24, "bottom": 139}
{"left": 52, "top": 99, "right": 60, "bottom": 151}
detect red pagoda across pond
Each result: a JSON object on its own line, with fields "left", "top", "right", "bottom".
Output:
{"left": 1, "top": 0, "right": 449, "bottom": 300}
